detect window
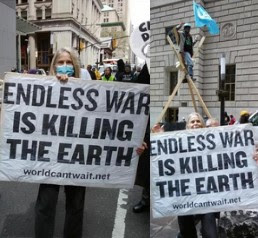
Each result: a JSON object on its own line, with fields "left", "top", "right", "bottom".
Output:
{"left": 219, "top": 64, "right": 235, "bottom": 101}
{"left": 224, "top": 64, "right": 235, "bottom": 101}
{"left": 37, "top": 32, "right": 51, "bottom": 67}
{"left": 169, "top": 71, "right": 178, "bottom": 95}
{"left": 109, "top": 0, "right": 113, "bottom": 7}
{"left": 72, "top": 3, "right": 74, "bottom": 14}
{"left": 45, "top": 8, "right": 51, "bottom": 19}
{"left": 36, "top": 8, "right": 42, "bottom": 20}
{"left": 165, "top": 26, "right": 176, "bottom": 45}
{"left": 104, "top": 18, "right": 109, "bottom": 23}
{"left": 165, "top": 108, "right": 179, "bottom": 123}
{"left": 77, "top": 8, "right": 79, "bottom": 19}
{"left": 21, "top": 10, "right": 27, "bottom": 19}
{"left": 21, "top": 0, "right": 28, "bottom": 3}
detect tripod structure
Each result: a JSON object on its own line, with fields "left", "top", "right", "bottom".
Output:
{"left": 154, "top": 32, "right": 211, "bottom": 125}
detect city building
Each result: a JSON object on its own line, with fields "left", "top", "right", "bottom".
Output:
{"left": 16, "top": 0, "right": 103, "bottom": 71}
{"left": 100, "top": 4, "right": 125, "bottom": 60}
{"left": 0, "top": 0, "right": 16, "bottom": 78}
{"left": 150, "top": 0, "right": 258, "bottom": 125}
{"left": 101, "top": 0, "right": 130, "bottom": 61}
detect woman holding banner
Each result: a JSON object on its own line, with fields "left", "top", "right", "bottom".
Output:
{"left": 34, "top": 47, "right": 85, "bottom": 238}
{"left": 34, "top": 47, "right": 147, "bottom": 238}
{"left": 152, "top": 113, "right": 218, "bottom": 238}
{"left": 177, "top": 112, "right": 218, "bottom": 238}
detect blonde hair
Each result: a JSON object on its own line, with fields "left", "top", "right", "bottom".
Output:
{"left": 49, "top": 47, "right": 81, "bottom": 78}
{"left": 186, "top": 112, "right": 205, "bottom": 129}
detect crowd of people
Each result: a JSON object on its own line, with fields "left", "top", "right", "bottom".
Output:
{"left": 86, "top": 60, "right": 143, "bottom": 82}
{"left": 224, "top": 110, "right": 251, "bottom": 125}
{"left": 11, "top": 60, "right": 144, "bottom": 84}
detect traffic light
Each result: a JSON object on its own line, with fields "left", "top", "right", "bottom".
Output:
{"left": 79, "top": 39, "right": 86, "bottom": 51}
{"left": 112, "top": 38, "right": 117, "bottom": 49}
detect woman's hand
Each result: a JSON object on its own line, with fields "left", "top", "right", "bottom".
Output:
{"left": 56, "top": 73, "right": 69, "bottom": 82}
{"left": 136, "top": 142, "right": 148, "bottom": 156}
{"left": 253, "top": 145, "right": 258, "bottom": 162}
{"left": 151, "top": 123, "right": 164, "bottom": 133}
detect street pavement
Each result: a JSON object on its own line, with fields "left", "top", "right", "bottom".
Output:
{"left": 0, "top": 182, "right": 149, "bottom": 238}
{"left": 151, "top": 216, "right": 179, "bottom": 238}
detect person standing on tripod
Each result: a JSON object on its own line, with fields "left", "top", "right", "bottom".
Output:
{"left": 174, "top": 23, "right": 199, "bottom": 81}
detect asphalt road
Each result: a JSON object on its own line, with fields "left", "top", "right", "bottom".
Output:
{"left": 0, "top": 182, "right": 149, "bottom": 238}
{"left": 151, "top": 216, "right": 179, "bottom": 238}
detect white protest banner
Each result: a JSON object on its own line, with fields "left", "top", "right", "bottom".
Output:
{"left": 151, "top": 124, "right": 258, "bottom": 218}
{"left": 0, "top": 73, "right": 149, "bottom": 188}
{"left": 130, "top": 21, "right": 150, "bottom": 70}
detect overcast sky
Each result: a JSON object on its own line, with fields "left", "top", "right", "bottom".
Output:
{"left": 129, "top": 0, "right": 150, "bottom": 28}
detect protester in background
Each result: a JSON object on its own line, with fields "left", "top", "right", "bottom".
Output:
{"left": 87, "top": 64, "right": 96, "bottom": 80}
{"left": 81, "top": 67, "right": 92, "bottom": 80}
{"left": 151, "top": 122, "right": 165, "bottom": 133}
{"left": 11, "top": 67, "right": 17, "bottom": 72}
{"left": 28, "top": 69, "right": 38, "bottom": 74}
{"left": 101, "top": 67, "right": 115, "bottom": 81}
{"left": 229, "top": 114, "right": 236, "bottom": 125}
{"left": 206, "top": 117, "right": 220, "bottom": 127}
{"left": 35, "top": 47, "right": 85, "bottom": 238}
{"left": 224, "top": 111, "right": 230, "bottom": 125}
{"left": 115, "top": 59, "right": 125, "bottom": 81}
{"left": 123, "top": 64, "right": 135, "bottom": 82}
{"left": 177, "top": 112, "right": 218, "bottom": 238}
{"left": 239, "top": 110, "right": 250, "bottom": 124}
{"left": 116, "top": 62, "right": 135, "bottom": 82}
{"left": 136, "top": 64, "right": 149, "bottom": 84}
{"left": 133, "top": 65, "right": 142, "bottom": 81}
{"left": 93, "top": 67, "right": 101, "bottom": 80}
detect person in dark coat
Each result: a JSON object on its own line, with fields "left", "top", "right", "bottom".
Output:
{"left": 239, "top": 110, "right": 250, "bottom": 124}
{"left": 87, "top": 64, "right": 96, "bottom": 80}
{"left": 115, "top": 59, "right": 125, "bottom": 81}
{"left": 133, "top": 63, "right": 150, "bottom": 213}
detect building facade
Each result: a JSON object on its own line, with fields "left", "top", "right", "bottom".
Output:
{"left": 16, "top": 0, "right": 103, "bottom": 71}
{"left": 101, "top": 0, "right": 130, "bottom": 61}
{"left": 150, "top": 0, "right": 258, "bottom": 126}
{"left": 0, "top": 0, "right": 16, "bottom": 78}
{"left": 100, "top": 5, "right": 125, "bottom": 60}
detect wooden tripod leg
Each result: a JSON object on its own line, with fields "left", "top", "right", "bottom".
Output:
{"left": 167, "top": 35, "right": 187, "bottom": 72}
{"left": 154, "top": 72, "right": 185, "bottom": 125}
{"left": 193, "top": 36, "right": 206, "bottom": 59}
{"left": 186, "top": 75, "right": 212, "bottom": 119}
{"left": 187, "top": 79, "right": 198, "bottom": 112}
